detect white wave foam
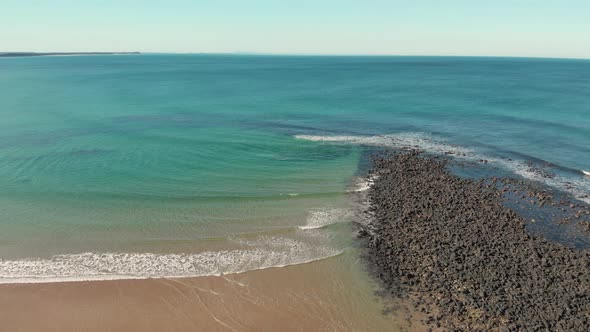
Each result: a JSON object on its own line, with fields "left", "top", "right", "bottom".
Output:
{"left": 296, "top": 133, "right": 472, "bottom": 156}
{"left": 297, "top": 133, "right": 590, "bottom": 204}
{"left": 348, "top": 175, "right": 379, "bottom": 193}
{"left": 0, "top": 236, "right": 342, "bottom": 284}
{"left": 491, "top": 158, "right": 590, "bottom": 204}
{"left": 298, "top": 208, "right": 351, "bottom": 230}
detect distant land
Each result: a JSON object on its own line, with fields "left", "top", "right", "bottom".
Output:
{"left": 0, "top": 52, "right": 141, "bottom": 58}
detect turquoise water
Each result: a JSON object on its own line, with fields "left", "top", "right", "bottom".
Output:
{"left": 0, "top": 55, "right": 589, "bottom": 282}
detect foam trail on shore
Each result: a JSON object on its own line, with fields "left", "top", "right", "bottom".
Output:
{"left": 347, "top": 175, "right": 379, "bottom": 193}
{"left": 296, "top": 133, "right": 590, "bottom": 204}
{"left": 299, "top": 208, "right": 352, "bottom": 230}
{"left": 0, "top": 236, "right": 342, "bottom": 284}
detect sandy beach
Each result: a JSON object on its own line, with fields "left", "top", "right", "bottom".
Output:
{"left": 0, "top": 253, "right": 428, "bottom": 332}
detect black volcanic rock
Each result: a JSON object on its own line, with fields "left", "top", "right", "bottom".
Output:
{"left": 358, "top": 151, "right": 590, "bottom": 331}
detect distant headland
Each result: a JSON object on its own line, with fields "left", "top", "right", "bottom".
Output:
{"left": 0, "top": 52, "right": 141, "bottom": 58}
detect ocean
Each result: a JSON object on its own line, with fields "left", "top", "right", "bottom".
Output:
{"left": 0, "top": 54, "right": 589, "bottom": 283}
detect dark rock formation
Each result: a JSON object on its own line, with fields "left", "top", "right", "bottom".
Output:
{"left": 359, "top": 151, "right": 590, "bottom": 331}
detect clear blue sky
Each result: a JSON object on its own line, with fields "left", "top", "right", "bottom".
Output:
{"left": 1, "top": 0, "right": 589, "bottom": 58}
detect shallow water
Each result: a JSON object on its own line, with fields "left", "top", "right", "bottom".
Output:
{"left": 0, "top": 55, "right": 589, "bottom": 282}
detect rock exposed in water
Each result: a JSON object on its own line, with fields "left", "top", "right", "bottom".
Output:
{"left": 358, "top": 151, "right": 590, "bottom": 331}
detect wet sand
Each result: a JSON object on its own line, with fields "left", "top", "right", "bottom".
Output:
{"left": 0, "top": 252, "right": 428, "bottom": 332}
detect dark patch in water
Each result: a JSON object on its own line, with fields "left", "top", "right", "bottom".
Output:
{"left": 504, "top": 187, "right": 590, "bottom": 249}
{"left": 273, "top": 144, "right": 354, "bottom": 162}
{"left": 65, "top": 149, "right": 112, "bottom": 156}
{"left": 1, "top": 149, "right": 113, "bottom": 163}
{"left": 450, "top": 159, "right": 590, "bottom": 249}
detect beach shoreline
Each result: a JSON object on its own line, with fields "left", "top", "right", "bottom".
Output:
{"left": 2, "top": 149, "right": 588, "bottom": 331}
{"left": 0, "top": 251, "right": 429, "bottom": 332}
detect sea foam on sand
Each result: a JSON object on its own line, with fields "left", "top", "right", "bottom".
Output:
{"left": 0, "top": 235, "right": 342, "bottom": 284}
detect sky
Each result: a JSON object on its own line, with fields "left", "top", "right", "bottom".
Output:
{"left": 1, "top": 0, "right": 589, "bottom": 58}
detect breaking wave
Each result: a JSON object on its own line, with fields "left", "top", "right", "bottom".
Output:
{"left": 298, "top": 208, "right": 352, "bottom": 230}
{"left": 296, "top": 133, "right": 590, "bottom": 204}
{"left": 295, "top": 133, "right": 473, "bottom": 156}
{"left": 347, "top": 175, "right": 379, "bottom": 193}
{"left": 0, "top": 235, "right": 342, "bottom": 284}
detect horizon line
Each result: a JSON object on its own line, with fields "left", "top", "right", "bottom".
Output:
{"left": 1, "top": 51, "right": 589, "bottom": 61}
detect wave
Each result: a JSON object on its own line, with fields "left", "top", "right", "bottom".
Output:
{"left": 0, "top": 236, "right": 342, "bottom": 284}
{"left": 296, "top": 133, "right": 590, "bottom": 204}
{"left": 295, "top": 133, "right": 473, "bottom": 156}
{"left": 347, "top": 175, "right": 379, "bottom": 193}
{"left": 298, "top": 208, "right": 352, "bottom": 230}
